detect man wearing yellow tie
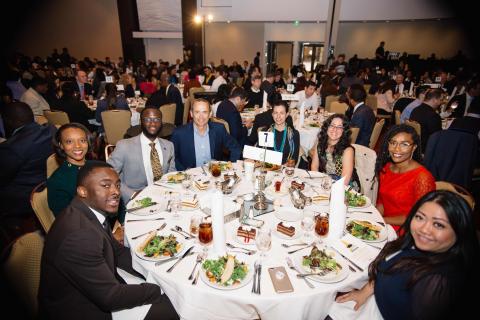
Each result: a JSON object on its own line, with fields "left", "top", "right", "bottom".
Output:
{"left": 108, "top": 107, "right": 176, "bottom": 204}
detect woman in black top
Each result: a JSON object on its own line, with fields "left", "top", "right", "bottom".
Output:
{"left": 259, "top": 100, "right": 299, "bottom": 164}
{"left": 336, "top": 190, "right": 480, "bottom": 319}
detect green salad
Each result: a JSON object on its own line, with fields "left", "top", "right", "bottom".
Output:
{"left": 302, "top": 246, "right": 341, "bottom": 274}
{"left": 346, "top": 220, "right": 381, "bottom": 241}
{"left": 135, "top": 197, "right": 153, "bottom": 208}
{"left": 143, "top": 234, "right": 181, "bottom": 258}
{"left": 202, "top": 255, "right": 248, "bottom": 286}
{"left": 308, "top": 123, "right": 320, "bottom": 127}
{"left": 345, "top": 190, "right": 367, "bottom": 207}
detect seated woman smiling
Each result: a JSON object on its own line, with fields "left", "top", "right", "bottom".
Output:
{"left": 310, "top": 113, "right": 360, "bottom": 190}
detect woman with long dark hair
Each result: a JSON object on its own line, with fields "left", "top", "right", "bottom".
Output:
{"left": 336, "top": 190, "right": 480, "bottom": 319}
{"left": 95, "top": 83, "right": 130, "bottom": 132}
{"left": 310, "top": 113, "right": 360, "bottom": 189}
{"left": 375, "top": 124, "right": 435, "bottom": 230}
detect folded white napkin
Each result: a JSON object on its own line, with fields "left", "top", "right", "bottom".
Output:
{"left": 327, "top": 177, "right": 347, "bottom": 240}
{"left": 328, "top": 234, "right": 378, "bottom": 270}
{"left": 211, "top": 190, "right": 226, "bottom": 256}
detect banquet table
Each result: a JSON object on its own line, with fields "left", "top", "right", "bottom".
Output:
{"left": 124, "top": 164, "right": 395, "bottom": 320}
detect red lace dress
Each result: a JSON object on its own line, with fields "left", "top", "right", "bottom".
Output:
{"left": 377, "top": 162, "right": 436, "bottom": 231}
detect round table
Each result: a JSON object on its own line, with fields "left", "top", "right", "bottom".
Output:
{"left": 124, "top": 164, "right": 394, "bottom": 320}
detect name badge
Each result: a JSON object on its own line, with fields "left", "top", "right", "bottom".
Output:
{"left": 105, "top": 76, "right": 113, "bottom": 83}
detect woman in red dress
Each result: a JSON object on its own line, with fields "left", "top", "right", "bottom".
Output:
{"left": 375, "top": 124, "right": 435, "bottom": 230}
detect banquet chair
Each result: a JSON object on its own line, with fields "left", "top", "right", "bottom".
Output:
{"left": 160, "top": 103, "right": 176, "bottom": 125}
{"left": 189, "top": 86, "right": 205, "bottom": 98}
{"left": 435, "top": 181, "right": 475, "bottom": 209}
{"left": 44, "top": 110, "right": 70, "bottom": 126}
{"left": 102, "top": 110, "right": 131, "bottom": 145}
{"left": 325, "top": 95, "right": 339, "bottom": 112}
{"left": 3, "top": 231, "right": 44, "bottom": 318}
{"left": 366, "top": 94, "right": 377, "bottom": 115}
{"left": 31, "top": 182, "right": 55, "bottom": 233}
{"left": 211, "top": 117, "right": 230, "bottom": 134}
{"left": 183, "top": 98, "right": 191, "bottom": 124}
{"left": 329, "top": 101, "right": 349, "bottom": 114}
{"left": 46, "top": 154, "right": 60, "bottom": 178}
{"left": 368, "top": 118, "right": 385, "bottom": 149}
{"left": 405, "top": 119, "right": 421, "bottom": 138}
{"left": 35, "top": 115, "right": 48, "bottom": 125}
{"left": 350, "top": 127, "right": 359, "bottom": 144}
{"left": 352, "top": 144, "right": 378, "bottom": 204}
{"left": 394, "top": 110, "right": 401, "bottom": 125}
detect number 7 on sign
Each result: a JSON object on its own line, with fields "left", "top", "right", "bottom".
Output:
{"left": 258, "top": 131, "right": 274, "bottom": 148}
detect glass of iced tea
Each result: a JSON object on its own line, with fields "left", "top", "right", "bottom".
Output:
{"left": 315, "top": 213, "right": 329, "bottom": 237}
{"left": 198, "top": 218, "right": 213, "bottom": 253}
{"left": 274, "top": 180, "right": 282, "bottom": 192}
{"left": 210, "top": 162, "right": 221, "bottom": 178}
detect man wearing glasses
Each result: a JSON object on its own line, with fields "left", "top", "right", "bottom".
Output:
{"left": 108, "top": 107, "right": 175, "bottom": 204}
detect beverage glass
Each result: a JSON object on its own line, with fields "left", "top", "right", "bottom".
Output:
{"left": 211, "top": 163, "right": 221, "bottom": 178}
{"left": 189, "top": 214, "right": 202, "bottom": 238}
{"left": 181, "top": 175, "right": 192, "bottom": 190}
{"left": 87, "top": 95, "right": 94, "bottom": 106}
{"left": 244, "top": 160, "right": 255, "bottom": 182}
{"left": 321, "top": 176, "right": 332, "bottom": 192}
{"left": 274, "top": 180, "right": 282, "bottom": 192}
{"left": 255, "top": 226, "right": 272, "bottom": 259}
{"left": 198, "top": 219, "right": 213, "bottom": 253}
{"left": 170, "top": 194, "right": 181, "bottom": 220}
{"left": 301, "top": 211, "right": 315, "bottom": 244}
{"left": 284, "top": 159, "right": 296, "bottom": 177}
{"left": 315, "top": 213, "right": 329, "bottom": 237}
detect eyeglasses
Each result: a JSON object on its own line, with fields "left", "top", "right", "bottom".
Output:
{"left": 328, "top": 124, "right": 344, "bottom": 131}
{"left": 142, "top": 117, "right": 161, "bottom": 123}
{"left": 388, "top": 140, "right": 414, "bottom": 149}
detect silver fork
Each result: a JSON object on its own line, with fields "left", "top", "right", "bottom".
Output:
{"left": 175, "top": 225, "right": 195, "bottom": 238}
{"left": 188, "top": 254, "right": 204, "bottom": 280}
{"left": 170, "top": 228, "right": 193, "bottom": 240}
{"left": 287, "top": 243, "right": 315, "bottom": 254}
{"left": 228, "top": 250, "right": 256, "bottom": 255}
{"left": 281, "top": 242, "right": 307, "bottom": 248}
{"left": 226, "top": 242, "right": 256, "bottom": 253}
{"left": 286, "top": 257, "right": 315, "bottom": 289}
{"left": 251, "top": 261, "right": 258, "bottom": 293}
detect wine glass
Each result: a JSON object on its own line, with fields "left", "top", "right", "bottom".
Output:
{"left": 198, "top": 218, "right": 213, "bottom": 254}
{"left": 301, "top": 211, "right": 315, "bottom": 244}
{"left": 170, "top": 193, "right": 181, "bottom": 220}
{"left": 283, "top": 159, "right": 296, "bottom": 178}
{"left": 255, "top": 226, "right": 272, "bottom": 259}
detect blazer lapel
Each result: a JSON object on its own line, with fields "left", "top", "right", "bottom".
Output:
{"left": 208, "top": 122, "right": 216, "bottom": 159}
{"left": 134, "top": 135, "right": 148, "bottom": 184}
{"left": 187, "top": 123, "right": 197, "bottom": 167}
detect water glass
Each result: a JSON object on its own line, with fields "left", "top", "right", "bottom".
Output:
{"left": 255, "top": 226, "right": 272, "bottom": 259}
{"left": 189, "top": 214, "right": 202, "bottom": 238}
{"left": 170, "top": 194, "right": 181, "bottom": 219}
{"left": 181, "top": 175, "right": 192, "bottom": 190}
{"left": 301, "top": 211, "right": 315, "bottom": 244}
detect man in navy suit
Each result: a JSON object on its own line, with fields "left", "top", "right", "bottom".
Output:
{"left": 146, "top": 74, "right": 184, "bottom": 126}
{"left": 0, "top": 102, "right": 56, "bottom": 240}
{"left": 74, "top": 69, "right": 93, "bottom": 100}
{"left": 347, "top": 84, "right": 375, "bottom": 147}
{"left": 171, "top": 99, "right": 241, "bottom": 170}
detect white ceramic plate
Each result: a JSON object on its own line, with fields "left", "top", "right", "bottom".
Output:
{"left": 274, "top": 206, "right": 303, "bottom": 222}
{"left": 160, "top": 171, "right": 188, "bottom": 185}
{"left": 200, "top": 260, "right": 253, "bottom": 290}
{"left": 232, "top": 223, "right": 257, "bottom": 246}
{"left": 345, "top": 218, "right": 387, "bottom": 243}
{"left": 346, "top": 192, "right": 372, "bottom": 209}
{"left": 297, "top": 249, "right": 349, "bottom": 283}
{"left": 134, "top": 233, "right": 185, "bottom": 262}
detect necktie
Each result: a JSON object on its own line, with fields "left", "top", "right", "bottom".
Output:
{"left": 80, "top": 84, "right": 85, "bottom": 100}
{"left": 102, "top": 218, "right": 111, "bottom": 232}
{"left": 150, "top": 142, "right": 163, "bottom": 181}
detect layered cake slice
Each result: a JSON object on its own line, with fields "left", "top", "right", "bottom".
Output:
{"left": 237, "top": 226, "right": 256, "bottom": 240}
{"left": 277, "top": 222, "right": 295, "bottom": 237}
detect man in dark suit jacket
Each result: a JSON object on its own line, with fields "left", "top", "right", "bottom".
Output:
{"left": 447, "top": 78, "right": 480, "bottom": 118}
{"left": 347, "top": 84, "right": 375, "bottom": 146}
{"left": 216, "top": 87, "right": 251, "bottom": 148}
{"left": 410, "top": 88, "right": 443, "bottom": 152}
{"left": 39, "top": 161, "right": 178, "bottom": 320}
{"left": 74, "top": 69, "right": 93, "bottom": 100}
{"left": 146, "top": 74, "right": 184, "bottom": 126}
{"left": 0, "top": 102, "right": 55, "bottom": 236}
{"left": 171, "top": 99, "right": 241, "bottom": 170}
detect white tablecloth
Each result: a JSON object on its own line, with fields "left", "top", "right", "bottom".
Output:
{"left": 124, "top": 165, "right": 393, "bottom": 320}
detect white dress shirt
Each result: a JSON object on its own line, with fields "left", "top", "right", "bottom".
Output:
{"left": 20, "top": 87, "right": 50, "bottom": 116}
{"left": 89, "top": 206, "right": 106, "bottom": 226}
{"left": 140, "top": 133, "right": 163, "bottom": 185}
{"left": 292, "top": 90, "right": 319, "bottom": 110}
{"left": 211, "top": 76, "right": 227, "bottom": 92}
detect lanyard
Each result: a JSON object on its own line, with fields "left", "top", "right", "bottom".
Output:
{"left": 273, "top": 126, "right": 287, "bottom": 153}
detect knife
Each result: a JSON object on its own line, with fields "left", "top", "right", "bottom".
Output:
{"left": 331, "top": 248, "right": 364, "bottom": 272}
{"left": 201, "top": 165, "right": 208, "bottom": 176}
{"left": 126, "top": 202, "right": 158, "bottom": 213}
{"left": 126, "top": 217, "right": 165, "bottom": 222}
{"left": 155, "top": 250, "right": 195, "bottom": 266}
{"left": 166, "top": 246, "right": 195, "bottom": 273}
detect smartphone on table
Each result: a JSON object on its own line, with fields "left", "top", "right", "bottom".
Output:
{"left": 268, "top": 266, "right": 294, "bottom": 293}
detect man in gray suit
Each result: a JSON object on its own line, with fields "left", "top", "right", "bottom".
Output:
{"left": 108, "top": 107, "right": 175, "bottom": 203}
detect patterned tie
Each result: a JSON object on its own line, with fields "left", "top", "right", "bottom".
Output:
{"left": 79, "top": 84, "right": 85, "bottom": 100}
{"left": 150, "top": 142, "right": 163, "bottom": 181}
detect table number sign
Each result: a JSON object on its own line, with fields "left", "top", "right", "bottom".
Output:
{"left": 243, "top": 145, "right": 283, "bottom": 166}
{"left": 105, "top": 76, "right": 114, "bottom": 83}
{"left": 258, "top": 131, "right": 274, "bottom": 148}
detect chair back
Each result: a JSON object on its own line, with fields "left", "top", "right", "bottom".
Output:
{"left": 369, "top": 118, "right": 385, "bottom": 149}
{"left": 160, "top": 103, "right": 176, "bottom": 125}
{"left": 352, "top": 144, "right": 378, "bottom": 204}
{"left": 211, "top": 117, "right": 230, "bottom": 134}
{"left": 325, "top": 95, "right": 339, "bottom": 112}
{"left": 363, "top": 84, "right": 372, "bottom": 94}
{"left": 405, "top": 119, "right": 421, "bottom": 138}
{"left": 189, "top": 86, "right": 205, "bottom": 98}
{"left": 236, "top": 77, "right": 244, "bottom": 87}
{"left": 435, "top": 181, "right": 475, "bottom": 209}
{"left": 350, "top": 127, "right": 359, "bottom": 144}
{"left": 3, "top": 232, "right": 44, "bottom": 318}
{"left": 35, "top": 115, "right": 48, "bottom": 125}
{"left": 366, "top": 94, "right": 377, "bottom": 114}
{"left": 44, "top": 110, "right": 70, "bottom": 126}
{"left": 394, "top": 110, "right": 401, "bottom": 125}
{"left": 183, "top": 99, "right": 191, "bottom": 124}
{"left": 31, "top": 182, "right": 55, "bottom": 233}
{"left": 46, "top": 154, "right": 60, "bottom": 178}
{"left": 329, "top": 101, "right": 349, "bottom": 114}
{"left": 101, "top": 110, "right": 131, "bottom": 145}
